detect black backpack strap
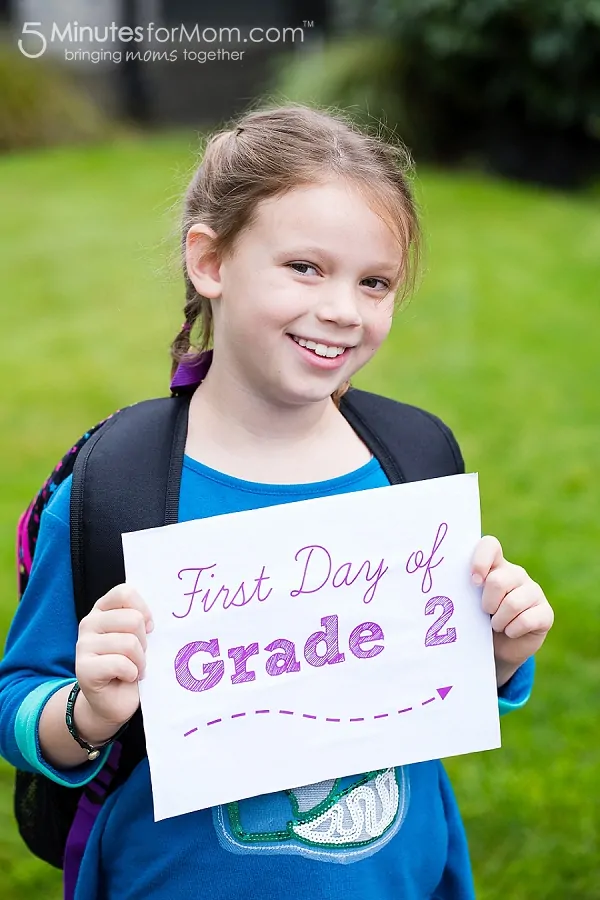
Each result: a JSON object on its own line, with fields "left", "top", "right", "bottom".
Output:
{"left": 69, "top": 393, "right": 191, "bottom": 779}
{"left": 339, "top": 387, "right": 465, "bottom": 483}
{"left": 70, "top": 394, "right": 191, "bottom": 617}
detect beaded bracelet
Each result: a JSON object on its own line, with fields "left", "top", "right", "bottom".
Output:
{"left": 65, "top": 681, "right": 130, "bottom": 761}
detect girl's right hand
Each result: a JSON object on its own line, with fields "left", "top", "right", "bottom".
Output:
{"left": 75, "top": 584, "right": 154, "bottom": 733}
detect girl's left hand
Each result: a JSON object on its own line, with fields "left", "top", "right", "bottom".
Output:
{"left": 471, "top": 536, "right": 554, "bottom": 687}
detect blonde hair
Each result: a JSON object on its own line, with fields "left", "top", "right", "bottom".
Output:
{"left": 171, "top": 103, "right": 422, "bottom": 403}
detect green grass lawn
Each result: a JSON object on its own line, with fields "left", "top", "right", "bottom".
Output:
{"left": 0, "top": 134, "right": 598, "bottom": 899}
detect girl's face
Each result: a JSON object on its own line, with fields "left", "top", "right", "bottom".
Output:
{"left": 196, "top": 179, "right": 402, "bottom": 407}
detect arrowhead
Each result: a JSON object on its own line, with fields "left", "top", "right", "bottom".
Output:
{"left": 437, "top": 686, "right": 453, "bottom": 700}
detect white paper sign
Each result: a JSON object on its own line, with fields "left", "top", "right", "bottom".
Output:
{"left": 122, "top": 472, "right": 500, "bottom": 822}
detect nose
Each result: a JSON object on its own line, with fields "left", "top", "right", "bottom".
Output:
{"left": 315, "top": 287, "right": 362, "bottom": 329}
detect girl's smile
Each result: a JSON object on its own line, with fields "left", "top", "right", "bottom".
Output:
{"left": 288, "top": 334, "right": 351, "bottom": 370}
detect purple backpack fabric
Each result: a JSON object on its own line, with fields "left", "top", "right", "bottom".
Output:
{"left": 17, "top": 417, "right": 116, "bottom": 600}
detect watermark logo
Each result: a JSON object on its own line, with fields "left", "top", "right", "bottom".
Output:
{"left": 17, "top": 21, "right": 312, "bottom": 62}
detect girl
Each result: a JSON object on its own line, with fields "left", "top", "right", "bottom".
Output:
{"left": 0, "top": 104, "right": 553, "bottom": 899}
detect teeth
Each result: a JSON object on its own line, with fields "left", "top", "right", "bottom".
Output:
{"left": 292, "top": 336, "right": 346, "bottom": 357}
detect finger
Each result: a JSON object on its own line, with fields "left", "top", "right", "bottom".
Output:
{"left": 80, "top": 632, "right": 147, "bottom": 677}
{"left": 77, "top": 653, "right": 139, "bottom": 687}
{"left": 481, "top": 563, "right": 529, "bottom": 616}
{"left": 471, "top": 536, "right": 503, "bottom": 586}
{"left": 501, "top": 603, "right": 554, "bottom": 640}
{"left": 82, "top": 608, "right": 148, "bottom": 652}
{"left": 490, "top": 583, "right": 542, "bottom": 634}
{"left": 94, "top": 585, "right": 154, "bottom": 632}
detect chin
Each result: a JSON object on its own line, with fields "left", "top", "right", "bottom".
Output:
{"left": 280, "top": 379, "right": 344, "bottom": 407}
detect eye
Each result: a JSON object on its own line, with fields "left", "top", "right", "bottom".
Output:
{"left": 361, "top": 277, "right": 391, "bottom": 291}
{"left": 288, "top": 262, "right": 320, "bottom": 277}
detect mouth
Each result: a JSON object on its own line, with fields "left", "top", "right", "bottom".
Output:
{"left": 288, "top": 334, "right": 352, "bottom": 359}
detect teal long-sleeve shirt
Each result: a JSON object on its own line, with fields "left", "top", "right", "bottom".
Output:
{"left": 0, "top": 454, "right": 534, "bottom": 899}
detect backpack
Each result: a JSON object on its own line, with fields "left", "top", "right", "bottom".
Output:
{"left": 13, "top": 384, "right": 464, "bottom": 892}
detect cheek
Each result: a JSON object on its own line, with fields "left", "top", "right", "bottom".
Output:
{"left": 363, "top": 303, "right": 394, "bottom": 349}
{"left": 347, "top": 307, "right": 393, "bottom": 378}
{"left": 224, "top": 295, "right": 274, "bottom": 340}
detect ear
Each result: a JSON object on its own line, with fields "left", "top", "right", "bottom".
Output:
{"left": 186, "top": 224, "right": 222, "bottom": 299}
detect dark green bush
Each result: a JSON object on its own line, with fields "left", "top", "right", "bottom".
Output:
{"left": 0, "top": 35, "right": 114, "bottom": 153}
{"left": 373, "top": 0, "right": 600, "bottom": 186}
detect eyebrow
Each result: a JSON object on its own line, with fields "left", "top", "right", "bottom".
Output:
{"left": 278, "top": 246, "right": 401, "bottom": 277}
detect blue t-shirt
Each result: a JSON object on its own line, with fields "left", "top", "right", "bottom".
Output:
{"left": 0, "top": 455, "right": 533, "bottom": 900}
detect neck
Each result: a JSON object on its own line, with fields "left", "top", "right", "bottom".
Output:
{"left": 188, "top": 363, "right": 339, "bottom": 451}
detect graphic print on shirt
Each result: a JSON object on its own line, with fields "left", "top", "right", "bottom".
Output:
{"left": 212, "top": 767, "right": 410, "bottom": 864}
